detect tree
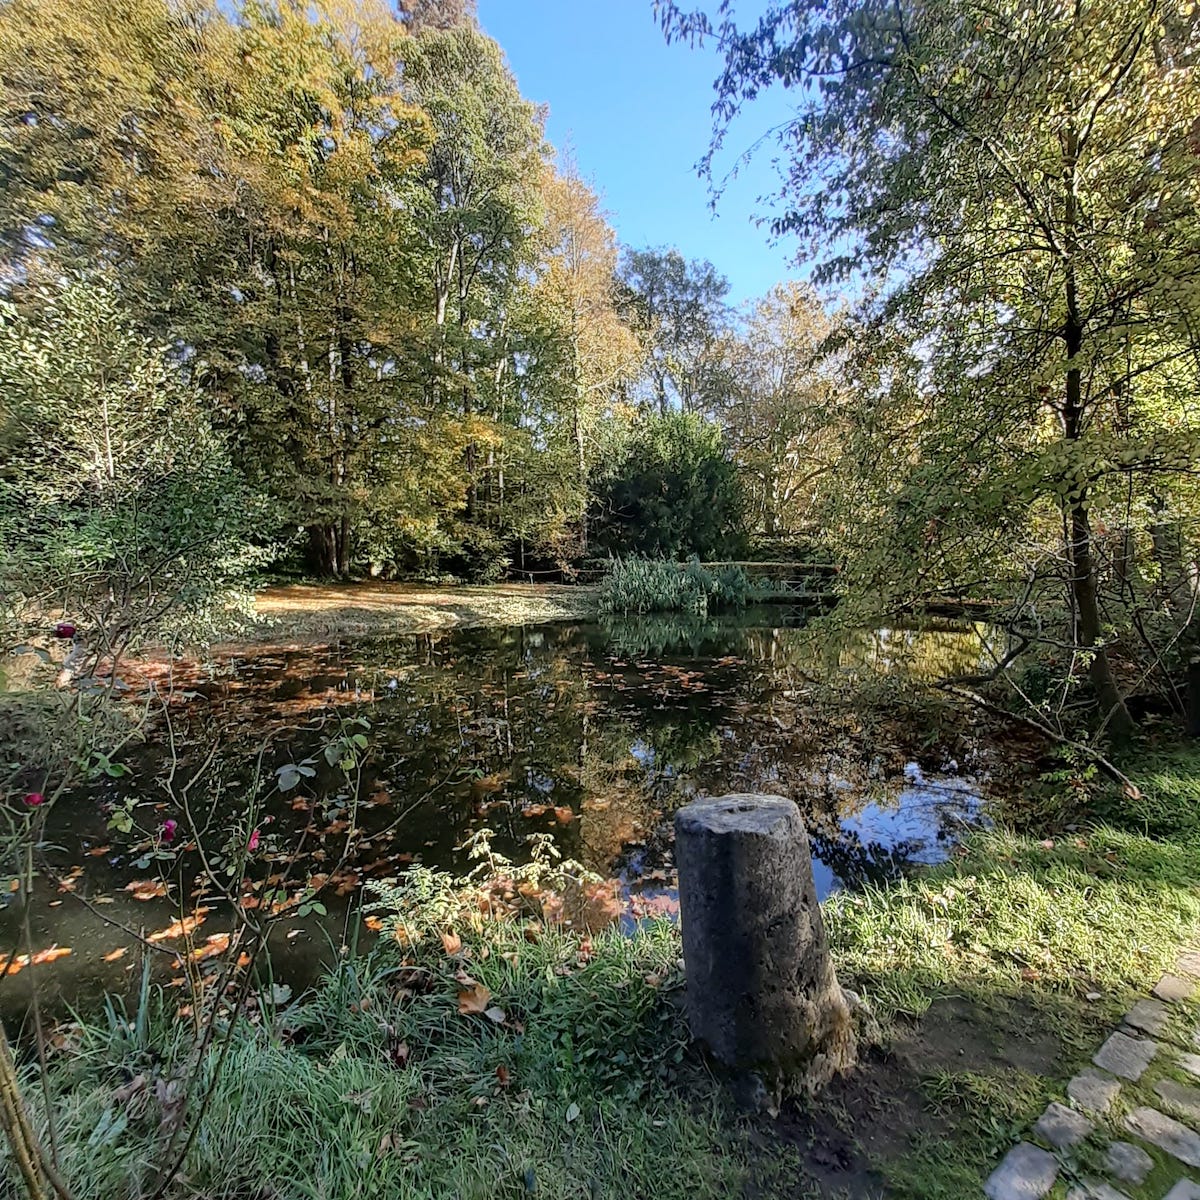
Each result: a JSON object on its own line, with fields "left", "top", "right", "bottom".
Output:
{"left": 592, "top": 411, "right": 746, "bottom": 560}
{"left": 720, "top": 282, "right": 847, "bottom": 540}
{"left": 527, "top": 158, "right": 641, "bottom": 556}
{"left": 619, "top": 247, "right": 732, "bottom": 414}
{"left": 0, "top": 278, "right": 267, "bottom": 659}
{"left": 398, "top": 0, "right": 477, "bottom": 31}
{"left": 210, "top": 0, "right": 433, "bottom": 577}
{"left": 399, "top": 22, "right": 546, "bottom": 555}
{"left": 662, "top": 0, "right": 1200, "bottom": 734}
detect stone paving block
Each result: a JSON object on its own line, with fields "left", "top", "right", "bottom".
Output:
{"left": 1124, "top": 1106, "right": 1200, "bottom": 1168}
{"left": 1124, "top": 997, "right": 1171, "bottom": 1036}
{"left": 1034, "top": 1101, "right": 1093, "bottom": 1149}
{"left": 1103, "top": 1140, "right": 1153, "bottom": 1185}
{"left": 1157, "top": 1078, "right": 1200, "bottom": 1123}
{"left": 1065, "top": 1184, "right": 1130, "bottom": 1200}
{"left": 1094, "top": 1030, "right": 1159, "bottom": 1081}
{"left": 984, "top": 1142, "right": 1059, "bottom": 1200}
{"left": 1068, "top": 1068, "right": 1121, "bottom": 1114}
{"left": 1156, "top": 974, "right": 1196, "bottom": 1003}
{"left": 1178, "top": 1051, "right": 1200, "bottom": 1080}
{"left": 1177, "top": 949, "right": 1200, "bottom": 978}
{"left": 1163, "top": 1181, "right": 1200, "bottom": 1200}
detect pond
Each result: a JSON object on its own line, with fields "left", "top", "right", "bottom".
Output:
{"left": 2, "top": 612, "right": 1003, "bottom": 1015}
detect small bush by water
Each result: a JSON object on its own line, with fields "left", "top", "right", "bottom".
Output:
{"left": 598, "top": 556, "right": 764, "bottom": 616}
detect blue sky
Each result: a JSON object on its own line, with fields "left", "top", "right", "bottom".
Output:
{"left": 476, "top": 0, "right": 802, "bottom": 308}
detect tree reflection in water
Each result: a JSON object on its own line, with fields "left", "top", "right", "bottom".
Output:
{"left": 11, "top": 615, "right": 996, "bottom": 1007}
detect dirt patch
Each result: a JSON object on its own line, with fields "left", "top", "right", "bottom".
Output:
{"left": 241, "top": 581, "right": 599, "bottom": 644}
{"left": 758, "top": 994, "right": 1070, "bottom": 1196}
{"left": 891, "top": 995, "right": 1063, "bottom": 1077}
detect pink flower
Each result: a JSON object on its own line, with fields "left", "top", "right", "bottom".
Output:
{"left": 53, "top": 622, "right": 76, "bottom": 639}
{"left": 23, "top": 792, "right": 45, "bottom": 807}
{"left": 247, "top": 828, "right": 260, "bottom": 852}
{"left": 160, "top": 819, "right": 178, "bottom": 844}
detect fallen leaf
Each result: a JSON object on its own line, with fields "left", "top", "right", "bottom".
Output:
{"left": 457, "top": 982, "right": 491, "bottom": 1014}
{"left": 495, "top": 1064, "right": 510, "bottom": 1088}
{"left": 2, "top": 946, "right": 72, "bottom": 976}
{"left": 364, "top": 916, "right": 384, "bottom": 932}
{"left": 483, "top": 1006, "right": 506, "bottom": 1024}
{"left": 565, "top": 1102, "right": 580, "bottom": 1123}
{"left": 125, "top": 879, "right": 168, "bottom": 901}
{"left": 441, "top": 930, "right": 462, "bottom": 956}
{"left": 102, "top": 947, "right": 128, "bottom": 963}
{"left": 147, "top": 912, "right": 208, "bottom": 943}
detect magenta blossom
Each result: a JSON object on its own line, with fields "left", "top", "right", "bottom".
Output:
{"left": 160, "top": 819, "right": 179, "bottom": 844}
{"left": 23, "top": 792, "right": 45, "bottom": 807}
{"left": 247, "top": 828, "right": 260, "bottom": 853}
{"left": 53, "top": 622, "right": 76, "bottom": 639}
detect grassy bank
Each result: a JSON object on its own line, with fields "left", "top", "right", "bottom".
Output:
{"left": 6, "top": 747, "right": 1200, "bottom": 1199}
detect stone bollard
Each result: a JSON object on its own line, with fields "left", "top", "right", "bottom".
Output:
{"left": 674, "top": 793, "right": 856, "bottom": 1103}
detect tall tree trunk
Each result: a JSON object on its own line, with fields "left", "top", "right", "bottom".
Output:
{"left": 306, "top": 524, "right": 337, "bottom": 576}
{"left": 1061, "top": 120, "right": 1133, "bottom": 738}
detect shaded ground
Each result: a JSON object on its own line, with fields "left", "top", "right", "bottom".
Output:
{"left": 756, "top": 990, "right": 1096, "bottom": 1199}
{"left": 247, "top": 581, "right": 599, "bottom": 643}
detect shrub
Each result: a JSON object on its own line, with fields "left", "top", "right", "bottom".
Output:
{"left": 590, "top": 412, "right": 747, "bottom": 560}
{"left": 598, "top": 556, "right": 756, "bottom": 616}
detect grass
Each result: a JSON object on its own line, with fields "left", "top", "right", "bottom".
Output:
{"left": 8, "top": 746, "right": 1200, "bottom": 1199}
{"left": 17, "top": 916, "right": 751, "bottom": 1200}
{"left": 829, "top": 742, "right": 1200, "bottom": 1198}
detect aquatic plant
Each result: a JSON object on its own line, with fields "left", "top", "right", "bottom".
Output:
{"left": 598, "top": 556, "right": 761, "bottom": 616}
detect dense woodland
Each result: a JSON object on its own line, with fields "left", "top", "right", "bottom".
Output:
{"left": 0, "top": 0, "right": 1197, "bottom": 742}
{"left": 0, "top": 0, "right": 823, "bottom": 595}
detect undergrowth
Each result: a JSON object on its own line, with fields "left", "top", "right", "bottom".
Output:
{"left": 5, "top": 747, "right": 1200, "bottom": 1199}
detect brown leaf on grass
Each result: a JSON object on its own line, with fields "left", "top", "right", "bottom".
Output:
{"left": 111, "top": 1074, "right": 147, "bottom": 1105}
{"left": 364, "top": 916, "right": 384, "bottom": 932}
{"left": 441, "top": 930, "right": 462, "bottom": 956}
{"left": 457, "top": 982, "right": 491, "bottom": 1014}
{"left": 495, "top": 1065, "right": 510, "bottom": 1088}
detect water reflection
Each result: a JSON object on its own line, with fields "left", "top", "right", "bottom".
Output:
{"left": 2, "top": 615, "right": 998, "bottom": 1009}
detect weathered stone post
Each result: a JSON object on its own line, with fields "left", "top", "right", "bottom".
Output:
{"left": 674, "top": 793, "right": 856, "bottom": 1101}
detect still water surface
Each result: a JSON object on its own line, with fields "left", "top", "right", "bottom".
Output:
{"left": 3, "top": 613, "right": 999, "bottom": 1012}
